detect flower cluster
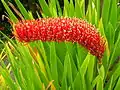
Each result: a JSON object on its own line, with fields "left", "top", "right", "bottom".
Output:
{"left": 14, "top": 17, "right": 105, "bottom": 59}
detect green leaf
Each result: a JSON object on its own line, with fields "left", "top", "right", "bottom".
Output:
{"left": 63, "top": 0, "right": 69, "bottom": 16}
{"left": 80, "top": 0, "right": 85, "bottom": 16}
{"left": 85, "top": 72, "right": 93, "bottom": 90}
{"left": 1, "top": 0, "right": 18, "bottom": 23}
{"left": 77, "top": 44, "right": 88, "bottom": 67}
{"left": 74, "top": 0, "right": 83, "bottom": 18}
{"left": 61, "top": 53, "right": 68, "bottom": 90}
{"left": 0, "top": 67, "right": 18, "bottom": 90}
{"left": 108, "top": 75, "right": 113, "bottom": 90}
{"left": 38, "top": 0, "right": 52, "bottom": 17}
{"left": 98, "top": 65, "right": 105, "bottom": 80}
{"left": 87, "top": 56, "right": 95, "bottom": 82}
{"left": 73, "top": 72, "right": 81, "bottom": 90}
{"left": 86, "top": 0, "right": 92, "bottom": 22}
{"left": 96, "top": 0, "right": 100, "bottom": 21}
{"left": 105, "top": 23, "right": 114, "bottom": 52}
{"left": 35, "top": 41, "right": 52, "bottom": 81}
{"left": 109, "top": 32, "right": 120, "bottom": 66}
{"left": 102, "top": 0, "right": 111, "bottom": 29}
{"left": 50, "top": 42, "right": 59, "bottom": 89}
{"left": 56, "top": 0, "right": 62, "bottom": 16}
{"left": 69, "top": 0, "right": 75, "bottom": 17}
{"left": 92, "top": 3, "right": 98, "bottom": 25}
{"left": 109, "top": 0, "right": 117, "bottom": 29}
{"left": 65, "top": 42, "right": 77, "bottom": 79}
{"left": 117, "top": 5, "right": 120, "bottom": 21}
{"left": 96, "top": 76, "right": 103, "bottom": 90}
{"left": 49, "top": 0, "right": 57, "bottom": 17}
{"left": 79, "top": 54, "right": 93, "bottom": 90}
{"left": 114, "top": 77, "right": 120, "bottom": 90}
{"left": 66, "top": 52, "right": 73, "bottom": 88}
{"left": 80, "top": 53, "right": 91, "bottom": 76}
{"left": 55, "top": 42, "right": 67, "bottom": 64}
{"left": 92, "top": 75, "right": 100, "bottom": 88}
{"left": 98, "top": 18, "right": 106, "bottom": 37}
{"left": 5, "top": 43, "right": 16, "bottom": 69}
{"left": 61, "top": 77, "right": 67, "bottom": 90}
{"left": 114, "top": 24, "right": 120, "bottom": 43}
{"left": 86, "top": 1, "right": 97, "bottom": 25}
{"left": 57, "top": 56, "right": 64, "bottom": 83}
{"left": 112, "top": 65, "right": 120, "bottom": 85}
{"left": 80, "top": 72, "right": 86, "bottom": 90}
{"left": 28, "top": 11, "right": 34, "bottom": 19}
{"left": 14, "top": 0, "right": 31, "bottom": 19}
{"left": 34, "top": 62, "right": 48, "bottom": 88}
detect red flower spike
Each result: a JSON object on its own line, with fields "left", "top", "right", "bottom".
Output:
{"left": 14, "top": 17, "right": 106, "bottom": 60}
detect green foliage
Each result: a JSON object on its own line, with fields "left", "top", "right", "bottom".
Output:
{"left": 0, "top": 0, "right": 120, "bottom": 90}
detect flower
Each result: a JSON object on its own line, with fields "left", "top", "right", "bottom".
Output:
{"left": 14, "top": 17, "right": 105, "bottom": 60}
